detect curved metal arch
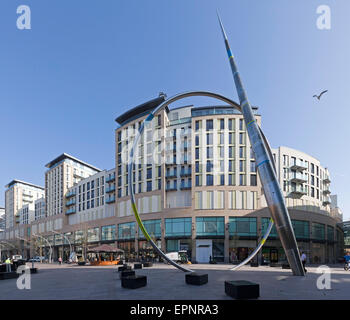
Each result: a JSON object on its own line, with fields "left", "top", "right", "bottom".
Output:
{"left": 128, "top": 91, "right": 275, "bottom": 273}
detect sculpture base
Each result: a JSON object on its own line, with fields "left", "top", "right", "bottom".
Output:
{"left": 121, "top": 275, "right": 147, "bottom": 289}
{"left": 282, "top": 264, "right": 291, "bottom": 269}
{"left": 225, "top": 280, "right": 259, "bottom": 299}
{"left": 120, "top": 270, "right": 135, "bottom": 279}
{"left": 185, "top": 273, "right": 208, "bottom": 285}
{"left": 0, "top": 272, "right": 18, "bottom": 280}
{"left": 118, "top": 266, "right": 132, "bottom": 272}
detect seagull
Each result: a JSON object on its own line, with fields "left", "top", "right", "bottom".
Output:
{"left": 313, "top": 90, "right": 328, "bottom": 100}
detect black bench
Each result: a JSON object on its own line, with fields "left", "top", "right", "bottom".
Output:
{"left": 120, "top": 270, "right": 135, "bottom": 279}
{"left": 134, "top": 263, "right": 142, "bottom": 269}
{"left": 225, "top": 280, "right": 260, "bottom": 299}
{"left": 281, "top": 264, "right": 291, "bottom": 269}
{"left": 0, "top": 272, "right": 19, "bottom": 280}
{"left": 118, "top": 265, "right": 132, "bottom": 272}
{"left": 121, "top": 275, "right": 147, "bottom": 289}
{"left": 250, "top": 262, "right": 259, "bottom": 267}
{"left": 185, "top": 273, "right": 208, "bottom": 285}
{"left": 143, "top": 262, "right": 153, "bottom": 267}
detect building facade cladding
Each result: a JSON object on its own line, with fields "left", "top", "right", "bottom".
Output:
{"left": 35, "top": 197, "right": 46, "bottom": 221}
{"left": 4, "top": 181, "right": 44, "bottom": 229}
{"left": 113, "top": 103, "right": 343, "bottom": 264}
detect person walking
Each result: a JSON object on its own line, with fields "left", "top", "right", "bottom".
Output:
{"left": 344, "top": 252, "right": 350, "bottom": 268}
{"left": 58, "top": 256, "right": 62, "bottom": 265}
{"left": 5, "top": 257, "right": 12, "bottom": 273}
{"left": 301, "top": 252, "right": 307, "bottom": 273}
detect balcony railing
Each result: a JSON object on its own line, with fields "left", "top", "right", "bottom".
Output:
{"left": 66, "top": 190, "right": 76, "bottom": 198}
{"left": 290, "top": 161, "right": 307, "bottom": 171}
{"left": 66, "top": 199, "right": 76, "bottom": 206}
{"left": 106, "top": 174, "right": 116, "bottom": 183}
{"left": 323, "top": 177, "right": 331, "bottom": 184}
{"left": 166, "top": 186, "right": 178, "bottom": 191}
{"left": 106, "top": 196, "right": 116, "bottom": 204}
{"left": 22, "top": 192, "right": 33, "bottom": 197}
{"left": 180, "top": 170, "right": 192, "bottom": 177}
{"left": 323, "top": 189, "right": 331, "bottom": 195}
{"left": 323, "top": 199, "right": 331, "bottom": 206}
{"left": 290, "top": 187, "right": 307, "bottom": 196}
{"left": 66, "top": 207, "right": 76, "bottom": 215}
{"left": 106, "top": 186, "right": 116, "bottom": 193}
{"left": 290, "top": 173, "right": 307, "bottom": 184}
{"left": 180, "top": 184, "right": 192, "bottom": 190}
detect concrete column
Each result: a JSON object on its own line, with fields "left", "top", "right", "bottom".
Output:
{"left": 191, "top": 216, "right": 196, "bottom": 262}
{"left": 224, "top": 216, "right": 230, "bottom": 263}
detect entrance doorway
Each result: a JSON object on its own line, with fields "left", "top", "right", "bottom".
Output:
{"left": 196, "top": 240, "right": 212, "bottom": 263}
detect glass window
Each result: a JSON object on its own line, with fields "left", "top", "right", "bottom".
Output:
{"left": 118, "top": 222, "right": 135, "bottom": 239}
{"left": 88, "top": 227, "right": 100, "bottom": 242}
{"left": 312, "top": 223, "right": 325, "bottom": 240}
{"left": 229, "top": 217, "right": 257, "bottom": 237}
{"left": 292, "top": 220, "right": 309, "bottom": 240}
{"left": 101, "top": 225, "right": 116, "bottom": 241}
{"left": 139, "top": 219, "right": 161, "bottom": 239}
{"left": 165, "top": 218, "right": 192, "bottom": 237}
{"left": 206, "top": 174, "right": 213, "bottom": 186}
{"left": 196, "top": 217, "right": 224, "bottom": 236}
{"left": 261, "top": 218, "right": 278, "bottom": 238}
{"left": 206, "top": 119, "right": 213, "bottom": 131}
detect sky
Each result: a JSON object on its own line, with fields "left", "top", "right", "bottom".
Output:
{"left": 0, "top": 0, "right": 349, "bottom": 220}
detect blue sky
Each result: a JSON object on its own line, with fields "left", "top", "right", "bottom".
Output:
{"left": 0, "top": 0, "right": 349, "bottom": 220}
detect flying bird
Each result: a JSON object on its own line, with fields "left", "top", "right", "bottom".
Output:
{"left": 313, "top": 90, "right": 328, "bottom": 100}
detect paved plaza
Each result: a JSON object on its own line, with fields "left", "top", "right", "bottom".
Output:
{"left": 0, "top": 262, "right": 349, "bottom": 300}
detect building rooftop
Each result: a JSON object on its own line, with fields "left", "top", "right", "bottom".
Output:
{"left": 115, "top": 95, "right": 169, "bottom": 126}
{"left": 5, "top": 180, "right": 44, "bottom": 190}
{"left": 45, "top": 153, "right": 101, "bottom": 172}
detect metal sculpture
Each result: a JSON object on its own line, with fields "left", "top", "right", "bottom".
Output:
{"left": 217, "top": 13, "right": 305, "bottom": 276}
{"left": 128, "top": 91, "right": 274, "bottom": 273}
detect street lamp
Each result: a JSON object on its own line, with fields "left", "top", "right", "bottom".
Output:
{"left": 32, "top": 234, "right": 52, "bottom": 264}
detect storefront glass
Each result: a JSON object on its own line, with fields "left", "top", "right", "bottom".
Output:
{"left": 327, "top": 225, "right": 334, "bottom": 242}
{"left": 101, "top": 225, "right": 116, "bottom": 241}
{"left": 88, "top": 227, "right": 100, "bottom": 243}
{"left": 165, "top": 218, "right": 191, "bottom": 237}
{"left": 138, "top": 220, "right": 161, "bottom": 239}
{"left": 229, "top": 217, "right": 257, "bottom": 237}
{"left": 292, "top": 220, "right": 309, "bottom": 240}
{"left": 196, "top": 217, "right": 224, "bottom": 236}
{"left": 261, "top": 218, "right": 278, "bottom": 238}
{"left": 118, "top": 222, "right": 135, "bottom": 239}
{"left": 312, "top": 223, "right": 325, "bottom": 240}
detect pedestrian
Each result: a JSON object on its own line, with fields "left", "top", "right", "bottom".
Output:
{"left": 5, "top": 257, "right": 11, "bottom": 273}
{"left": 301, "top": 251, "right": 307, "bottom": 273}
{"left": 58, "top": 256, "right": 62, "bottom": 265}
{"left": 343, "top": 252, "right": 350, "bottom": 268}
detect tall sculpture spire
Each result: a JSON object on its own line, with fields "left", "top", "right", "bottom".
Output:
{"left": 217, "top": 12, "right": 305, "bottom": 276}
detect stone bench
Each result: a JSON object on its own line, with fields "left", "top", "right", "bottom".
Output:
{"left": 120, "top": 270, "right": 135, "bottom": 279}
{"left": 142, "top": 262, "right": 153, "bottom": 268}
{"left": 185, "top": 273, "right": 208, "bottom": 285}
{"left": 121, "top": 275, "right": 147, "bottom": 289}
{"left": 225, "top": 280, "right": 260, "bottom": 299}
{"left": 0, "top": 272, "right": 19, "bottom": 280}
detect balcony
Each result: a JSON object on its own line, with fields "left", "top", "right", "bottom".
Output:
{"left": 22, "top": 192, "right": 33, "bottom": 198}
{"left": 323, "top": 189, "right": 331, "bottom": 195}
{"left": 323, "top": 177, "right": 331, "bottom": 184}
{"left": 290, "top": 161, "right": 307, "bottom": 171}
{"left": 66, "top": 207, "right": 76, "bottom": 215}
{"left": 290, "top": 173, "right": 307, "bottom": 184}
{"left": 166, "top": 172, "right": 177, "bottom": 179}
{"left": 289, "top": 187, "right": 307, "bottom": 196}
{"left": 106, "top": 196, "right": 116, "bottom": 204}
{"left": 180, "top": 170, "right": 192, "bottom": 177}
{"left": 166, "top": 186, "right": 178, "bottom": 191}
{"left": 106, "top": 174, "right": 116, "bottom": 183}
{"left": 66, "top": 190, "right": 76, "bottom": 198}
{"left": 106, "top": 186, "right": 116, "bottom": 193}
{"left": 180, "top": 184, "right": 192, "bottom": 190}
{"left": 22, "top": 198, "right": 33, "bottom": 203}
{"left": 323, "top": 199, "right": 331, "bottom": 206}
{"left": 66, "top": 199, "right": 76, "bottom": 207}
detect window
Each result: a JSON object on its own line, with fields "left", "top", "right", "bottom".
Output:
{"left": 147, "top": 181, "right": 152, "bottom": 192}
{"left": 219, "top": 119, "right": 224, "bottom": 130}
{"left": 206, "top": 174, "right": 213, "bottom": 186}
{"left": 101, "top": 225, "right": 116, "bottom": 241}
{"left": 207, "top": 147, "right": 213, "bottom": 158}
{"left": 292, "top": 220, "right": 309, "bottom": 240}
{"left": 312, "top": 223, "right": 325, "bottom": 240}
{"left": 196, "top": 217, "right": 224, "bottom": 236}
{"left": 261, "top": 218, "right": 278, "bottom": 238}
{"left": 195, "top": 175, "right": 202, "bottom": 186}
{"left": 229, "top": 217, "right": 257, "bottom": 237}
{"left": 250, "top": 175, "right": 257, "bottom": 186}
{"left": 206, "top": 119, "right": 213, "bottom": 131}
{"left": 118, "top": 222, "right": 135, "bottom": 239}
{"left": 165, "top": 218, "right": 192, "bottom": 237}
{"left": 228, "top": 119, "right": 234, "bottom": 131}
{"left": 195, "top": 120, "right": 201, "bottom": 131}
{"left": 239, "top": 174, "right": 246, "bottom": 186}
{"left": 139, "top": 219, "right": 161, "bottom": 239}
{"left": 206, "top": 160, "right": 213, "bottom": 172}
{"left": 206, "top": 133, "right": 213, "bottom": 145}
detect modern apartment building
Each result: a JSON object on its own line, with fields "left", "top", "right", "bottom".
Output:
{"left": 35, "top": 197, "right": 46, "bottom": 221}
{"left": 113, "top": 95, "right": 343, "bottom": 264}
{"left": 4, "top": 180, "right": 44, "bottom": 229}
